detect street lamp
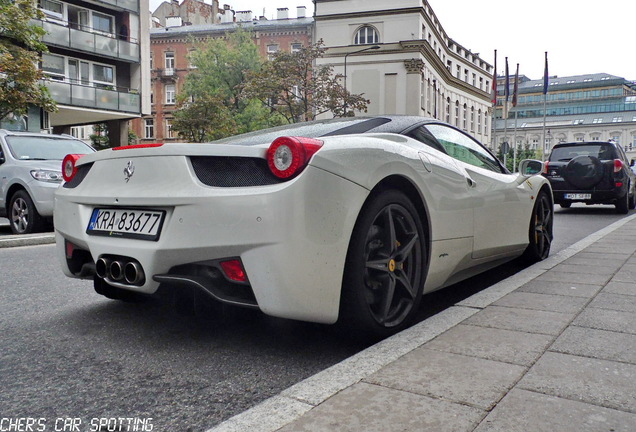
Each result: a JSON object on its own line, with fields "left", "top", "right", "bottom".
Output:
{"left": 343, "top": 44, "right": 380, "bottom": 115}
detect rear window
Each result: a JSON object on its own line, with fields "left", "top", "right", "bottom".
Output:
{"left": 549, "top": 144, "right": 616, "bottom": 162}
{"left": 6, "top": 136, "right": 93, "bottom": 160}
{"left": 213, "top": 117, "right": 392, "bottom": 146}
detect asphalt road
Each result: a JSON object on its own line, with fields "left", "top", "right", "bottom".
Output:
{"left": 0, "top": 205, "right": 629, "bottom": 431}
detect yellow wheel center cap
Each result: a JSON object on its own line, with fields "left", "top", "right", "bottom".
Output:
{"left": 388, "top": 259, "right": 396, "bottom": 272}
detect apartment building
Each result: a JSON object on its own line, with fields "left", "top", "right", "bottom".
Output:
{"left": 18, "top": 0, "right": 151, "bottom": 146}
{"left": 132, "top": 5, "right": 312, "bottom": 143}
{"left": 495, "top": 73, "right": 636, "bottom": 157}
{"left": 314, "top": 0, "right": 494, "bottom": 144}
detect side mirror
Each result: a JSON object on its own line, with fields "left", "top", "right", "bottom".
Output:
{"left": 519, "top": 159, "right": 544, "bottom": 176}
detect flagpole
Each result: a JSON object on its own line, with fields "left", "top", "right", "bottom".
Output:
{"left": 542, "top": 52, "right": 549, "bottom": 160}
{"left": 490, "top": 50, "right": 497, "bottom": 151}
{"left": 512, "top": 63, "right": 519, "bottom": 171}
{"left": 503, "top": 57, "right": 510, "bottom": 167}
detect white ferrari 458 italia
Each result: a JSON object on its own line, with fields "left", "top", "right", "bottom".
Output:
{"left": 55, "top": 116, "right": 553, "bottom": 338}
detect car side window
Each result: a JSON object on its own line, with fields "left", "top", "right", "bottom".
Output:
{"left": 424, "top": 124, "right": 504, "bottom": 173}
{"left": 405, "top": 126, "right": 445, "bottom": 153}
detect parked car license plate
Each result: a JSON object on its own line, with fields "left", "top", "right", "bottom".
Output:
{"left": 87, "top": 208, "right": 165, "bottom": 241}
{"left": 564, "top": 193, "right": 592, "bottom": 200}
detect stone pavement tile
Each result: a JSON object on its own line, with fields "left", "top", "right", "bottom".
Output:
{"left": 365, "top": 348, "right": 526, "bottom": 411}
{"left": 550, "top": 326, "right": 636, "bottom": 364}
{"left": 516, "top": 279, "right": 602, "bottom": 298}
{"left": 473, "top": 388, "right": 636, "bottom": 432}
{"left": 533, "top": 270, "right": 612, "bottom": 285}
{"left": 551, "top": 263, "right": 619, "bottom": 277}
{"left": 518, "top": 352, "right": 636, "bottom": 413}
{"left": 463, "top": 305, "right": 574, "bottom": 335}
{"left": 583, "top": 244, "right": 635, "bottom": 255}
{"left": 492, "top": 291, "right": 588, "bottom": 314}
{"left": 573, "top": 307, "right": 636, "bottom": 335}
{"left": 425, "top": 324, "right": 553, "bottom": 366}
{"left": 603, "top": 281, "right": 636, "bottom": 296}
{"left": 610, "top": 265, "right": 636, "bottom": 283}
{"left": 588, "top": 292, "right": 636, "bottom": 313}
{"left": 278, "top": 382, "right": 484, "bottom": 432}
{"left": 563, "top": 255, "right": 625, "bottom": 271}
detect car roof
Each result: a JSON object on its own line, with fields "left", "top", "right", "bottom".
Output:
{"left": 0, "top": 129, "right": 79, "bottom": 140}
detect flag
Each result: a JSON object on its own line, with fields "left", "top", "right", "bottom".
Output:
{"left": 491, "top": 49, "right": 497, "bottom": 105}
{"left": 504, "top": 57, "right": 510, "bottom": 103}
{"left": 543, "top": 51, "right": 549, "bottom": 95}
{"left": 503, "top": 57, "right": 510, "bottom": 119}
{"left": 512, "top": 63, "right": 519, "bottom": 107}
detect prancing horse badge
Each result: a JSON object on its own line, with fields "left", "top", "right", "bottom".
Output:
{"left": 124, "top": 161, "right": 135, "bottom": 182}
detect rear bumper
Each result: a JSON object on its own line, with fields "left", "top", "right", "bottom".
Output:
{"left": 55, "top": 165, "right": 369, "bottom": 324}
{"left": 552, "top": 188, "right": 627, "bottom": 204}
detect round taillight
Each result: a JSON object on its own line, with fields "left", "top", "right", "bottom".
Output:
{"left": 266, "top": 136, "right": 323, "bottom": 179}
{"left": 62, "top": 154, "right": 82, "bottom": 182}
{"left": 614, "top": 159, "right": 623, "bottom": 173}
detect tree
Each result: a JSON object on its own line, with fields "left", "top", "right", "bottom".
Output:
{"left": 0, "top": 0, "right": 56, "bottom": 121}
{"left": 89, "top": 123, "right": 110, "bottom": 149}
{"left": 497, "top": 142, "right": 539, "bottom": 172}
{"left": 243, "top": 40, "right": 369, "bottom": 123}
{"left": 171, "top": 28, "right": 282, "bottom": 142}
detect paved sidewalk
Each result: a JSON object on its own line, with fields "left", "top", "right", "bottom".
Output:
{"left": 209, "top": 214, "right": 636, "bottom": 432}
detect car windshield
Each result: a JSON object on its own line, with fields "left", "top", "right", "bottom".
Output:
{"left": 212, "top": 117, "right": 392, "bottom": 146}
{"left": 6, "top": 136, "right": 93, "bottom": 160}
{"left": 549, "top": 144, "right": 615, "bottom": 162}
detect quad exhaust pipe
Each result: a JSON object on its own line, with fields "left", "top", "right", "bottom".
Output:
{"left": 95, "top": 256, "right": 145, "bottom": 286}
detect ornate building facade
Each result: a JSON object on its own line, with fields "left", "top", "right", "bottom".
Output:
{"left": 314, "top": 0, "right": 494, "bottom": 144}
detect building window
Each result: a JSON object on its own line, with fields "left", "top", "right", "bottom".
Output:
{"left": 92, "top": 12, "right": 114, "bottom": 35}
{"left": 267, "top": 44, "right": 279, "bottom": 60}
{"left": 93, "top": 64, "right": 114, "bottom": 85}
{"left": 165, "top": 84, "right": 175, "bottom": 104}
{"left": 354, "top": 25, "right": 379, "bottom": 45}
{"left": 149, "top": 53, "right": 153, "bottom": 70}
{"left": 40, "top": 0, "right": 64, "bottom": 20}
{"left": 291, "top": 43, "right": 302, "bottom": 53}
{"left": 41, "top": 53, "right": 66, "bottom": 80}
{"left": 144, "top": 119, "right": 154, "bottom": 139}
{"left": 165, "top": 51, "right": 175, "bottom": 71}
{"left": 165, "top": 119, "right": 174, "bottom": 138}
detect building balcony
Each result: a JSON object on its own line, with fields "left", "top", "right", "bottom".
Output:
{"left": 45, "top": 80, "right": 141, "bottom": 114}
{"left": 93, "top": 0, "right": 139, "bottom": 14}
{"left": 34, "top": 20, "right": 140, "bottom": 63}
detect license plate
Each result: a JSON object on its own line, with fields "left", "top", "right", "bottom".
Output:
{"left": 564, "top": 193, "right": 592, "bottom": 200}
{"left": 87, "top": 208, "right": 165, "bottom": 241}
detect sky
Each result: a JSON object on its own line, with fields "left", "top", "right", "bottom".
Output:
{"left": 149, "top": 0, "right": 634, "bottom": 81}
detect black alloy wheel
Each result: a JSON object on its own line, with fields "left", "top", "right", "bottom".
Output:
{"left": 341, "top": 189, "right": 427, "bottom": 339}
{"left": 523, "top": 190, "right": 553, "bottom": 262}
{"left": 9, "top": 190, "right": 44, "bottom": 234}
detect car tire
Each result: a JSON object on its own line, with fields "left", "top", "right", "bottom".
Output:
{"left": 616, "top": 191, "right": 629, "bottom": 214}
{"left": 522, "top": 189, "right": 553, "bottom": 262}
{"left": 339, "top": 189, "right": 427, "bottom": 340}
{"left": 9, "top": 190, "right": 44, "bottom": 235}
{"left": 93, "top": 277, "right": 145, "bottom": 302}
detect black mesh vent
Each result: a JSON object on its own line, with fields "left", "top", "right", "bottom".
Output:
{"left": 190, "top": 156, "right": 284, "bottom": 187}
{"left": 63, "top": 163, "right": 93, "bottom": 189}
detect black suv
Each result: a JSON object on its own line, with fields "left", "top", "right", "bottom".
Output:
{"left": 543, "top": 141, "right": 636, "bottom": 214}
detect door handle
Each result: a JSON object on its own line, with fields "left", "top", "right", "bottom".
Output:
{"left": 466, "top": 177, "right": 477, "bottom": 188}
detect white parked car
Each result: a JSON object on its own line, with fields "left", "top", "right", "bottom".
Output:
{"left": 55, "top": 116, "right": 553, "bottom": 338}
{"left": 0, "top": 130, "right": 94, "bottom": 234}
